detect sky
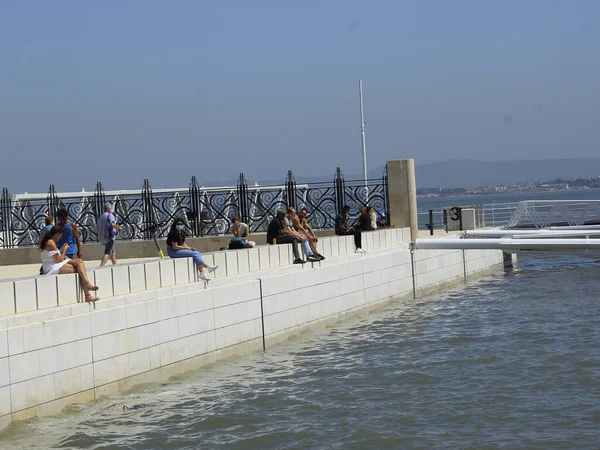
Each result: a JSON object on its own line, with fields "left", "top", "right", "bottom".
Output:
{"left": 1, "top": 0, "right": 600, "bottom": 193}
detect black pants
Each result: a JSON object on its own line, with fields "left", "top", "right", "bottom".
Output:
{"left": 273, "top": 234, "right": 300, "bottom": 259}
{"left": 336, "top": 230, "right": 362, "bottom": 249}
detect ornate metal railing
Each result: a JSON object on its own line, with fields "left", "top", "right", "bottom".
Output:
{"left": 0, "top": 167, "right": 390, "bottom": 248}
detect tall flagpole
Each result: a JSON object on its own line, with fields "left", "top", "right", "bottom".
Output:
{"left": 359, "top": 80, "right": 368, "bottom": 203}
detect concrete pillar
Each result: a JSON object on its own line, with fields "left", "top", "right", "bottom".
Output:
{"left": 387, "top": 159, "right": 418, "bottom": 241}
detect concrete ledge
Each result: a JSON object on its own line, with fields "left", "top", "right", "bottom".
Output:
{"left": 0, "top": 229, "right": 402, "bottom": 322}
{"left": 0, "top": 230, "right": 339, "bottom": 266}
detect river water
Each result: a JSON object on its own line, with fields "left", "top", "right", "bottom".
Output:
{"left": 417, "top": 187, "right": 600, "bottom": 212}
{"left": 2, "top": 252, "right": 600, "bottom": 449}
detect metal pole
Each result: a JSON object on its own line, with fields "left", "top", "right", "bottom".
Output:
{"left": 359, "top": 80, "right": 368, "bottom": 204}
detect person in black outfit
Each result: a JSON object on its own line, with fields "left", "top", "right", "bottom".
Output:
{"left": 356, "top": 207, "right": 374, "bottom": 232}
{"left": 267, "top": 210, "right": 305, "bottom": 264}
{"left": 166, "top": 218, "right": 218, "bottom": 281}
{"left": 334, "top": 205, "right": 365, "bottom": 253}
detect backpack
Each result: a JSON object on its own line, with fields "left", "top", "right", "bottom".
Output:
{"left": 229, "top": 237, "right": 245, "bottom": 249}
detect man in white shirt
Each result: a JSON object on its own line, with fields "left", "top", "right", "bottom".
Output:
{"left": 230, "top": 217, "right": 255, "bottom": 248}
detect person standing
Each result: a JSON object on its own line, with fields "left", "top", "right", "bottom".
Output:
{"left": 56, "top": 208, "right": 82, "bottom": 260}
{"left": 97, "top": 203, "right": 122, "bottom": 266}
{"left": 41, "top": 216, "right": 54, "bottom": 234}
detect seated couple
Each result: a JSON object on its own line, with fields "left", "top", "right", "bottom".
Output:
{"left": 267, "top": 208, "right": 324, "bottom": 264}
{"left": 40, "top": 227, "right": 100, "bottom": 302}
{"left": 167, "top": 219, "right": 218, "bottom": 281}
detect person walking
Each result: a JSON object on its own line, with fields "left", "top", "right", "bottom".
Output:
{"left": 97, "top": 203, "right": 122, "bottom": 266}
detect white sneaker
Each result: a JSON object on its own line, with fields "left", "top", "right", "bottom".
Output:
{"left": 207, "top": 265, "right": 218, "bottom": 273}
{"left": 355, "top": 248, "right": 366, "bottom": 253}
{"left": 198, "top": 272, "right": 210, "bottom": 281}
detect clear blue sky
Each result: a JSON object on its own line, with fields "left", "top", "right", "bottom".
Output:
{"left": 1, "top": 0, "right": 599, "bottom": 192}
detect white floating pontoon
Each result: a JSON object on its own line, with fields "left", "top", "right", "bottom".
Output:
{"left": 413, "top": 224, "right": 600, "bottom": 252}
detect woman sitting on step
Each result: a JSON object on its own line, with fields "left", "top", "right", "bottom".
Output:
{"left": 40, "top": 227, "right": 100, "bottom": 302}
{"left": 166, "top": 218, "right": 217, "bottom": 281}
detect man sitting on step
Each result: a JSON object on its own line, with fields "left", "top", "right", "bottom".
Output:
{"left": 228, "top": 217, "right": 255, "bottom": 249}
{"left": 267, "top": 210, "right": 305, "bottom": 264}
{"left": 290, "top": 207, "right": 324, "bottom": 260}
{"left": 285, "top": 208, "right": 321, "bottom": 262}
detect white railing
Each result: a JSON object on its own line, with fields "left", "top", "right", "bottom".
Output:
{"left": 506, "top": 200, "right": 600, "bottom": 228}
{"left": 418, "top": 200, "right": 600, "bottom": 231}
{"left": 418, "top": 202, "right": 520, "bottom": 231}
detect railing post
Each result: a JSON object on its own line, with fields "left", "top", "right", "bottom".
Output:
{"left": 285, "top": 170, "right": 296, "bottom": 210}
{"left": 142, "top": 179, "right": 155, "bottom": 239}
{"left": 47, "top": 184, "right": 59, "bottom": 219}
{"left": 383, "top": 164, "right": 390, "bottom": 227}
{"left": 426, "top": 209, "right": 434, "bottom": 235}
{"left": 0, "top": 188, "right": 13, "bottom": 249}
{"left": 188, "top": 176, "right": 201, "bottom": 237}
{"left": 334, "top": 167, "right": 344, "bottom": 214}
{"left": 237, "top": 173, "right": 249, "bottom": 224}
{"left": 92, "top": 182, "right": 106, "bottom": 242}
{"left": 443, "top": 209, "right": 449, "bottom": 233}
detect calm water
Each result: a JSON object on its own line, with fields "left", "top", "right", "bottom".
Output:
{"left": 417, "top": 187, "right": 600, "bottom": 211}
{"left": 2, "top": 253, "right": 600, "bottom": 449}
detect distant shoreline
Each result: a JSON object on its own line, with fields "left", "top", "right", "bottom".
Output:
{"left": 417, "top": 186, "right": 590, "bottom": 199}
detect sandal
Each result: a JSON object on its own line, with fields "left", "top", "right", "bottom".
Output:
{"left": 85, "top": 296, "right": 100, "bottom": 302}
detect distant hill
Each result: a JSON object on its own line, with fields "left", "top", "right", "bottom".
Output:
{"left": 196, "top": 158, "right": 600, "bottom": 190}
{"left": 413, "top": 158, "right": 600, "bottom": 188}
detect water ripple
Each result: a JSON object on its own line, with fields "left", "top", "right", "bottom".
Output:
{"left": 1, "top": 253, "right": 600, "bottom": 449}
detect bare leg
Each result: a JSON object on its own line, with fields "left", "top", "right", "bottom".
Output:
{"left": 110, "top": 253, "right": 117, "bottom": 265}
{"left": 67, "top": 259, "right": 96, "bottom": 290}
{"left": 58, "top": 263, "right": 98, "bottom": 301}
{"left": 309, "top": 237, "right": 319, "bottom": 255}
{"left": 100, "top": 254, "right": 110, "bottom": 266}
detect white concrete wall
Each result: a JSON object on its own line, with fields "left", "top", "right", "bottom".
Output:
{"left": 0, "top": 228, "right": 504, "bottom": 429}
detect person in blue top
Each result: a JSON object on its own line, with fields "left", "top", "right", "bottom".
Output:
{"left": 55, "top": 208, "right": 82, "bottom": 260}
{"left": 39, "top": 215, "right": 55, "bottom": 274}
{"left": 41, "top": 216, "right": 54, "bottom": 234}
{"left": 97, "top": 203, "right": 122, "bottom": 266}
